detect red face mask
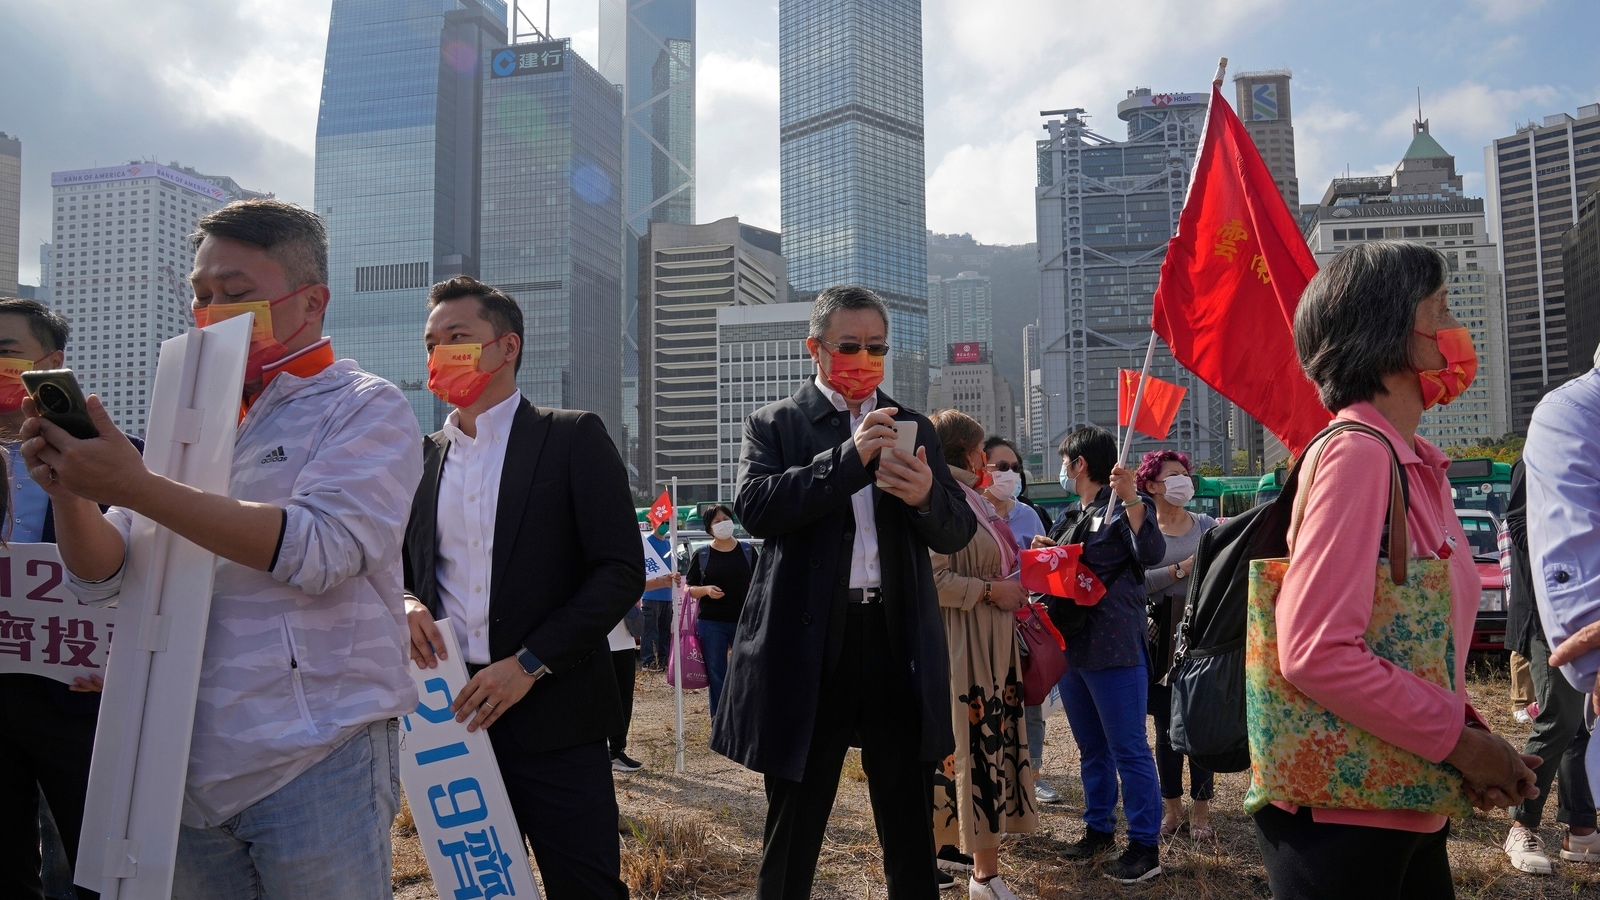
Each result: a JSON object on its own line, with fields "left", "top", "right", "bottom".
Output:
{"left": 1414, "top": 327, "right": 1478, "bottom": 409}
{"left": 193, "top": 285, "right": 314, "bottom": 382}
{"left": 822, "top": 348, "right": 885, "bottom": 402}
{"left": 427, "top": 334, "right": 509, "bottom": 407}
{"left": 0, "top": 356, "right": 47, "bottom": 414}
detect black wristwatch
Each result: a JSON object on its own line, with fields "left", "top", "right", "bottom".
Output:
{"left": 515, "top": 647, "right": 548, "bottom": 680}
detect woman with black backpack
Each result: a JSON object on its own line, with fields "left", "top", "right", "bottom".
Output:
{"left": 1034, "top": 426, "right": 1167, "bottom": 883}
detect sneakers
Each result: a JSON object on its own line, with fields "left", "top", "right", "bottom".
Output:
{"left": 1103, "top": 842, "right": 1162, "bottom": 884}
{"left": 1513, "top": 707, "right": 1533, "bottom": 725}
{"left": 609, "top": 751, "right": 643, "bottom": 772}
{"left": 1034, "top": 779, "right": 1061, "bottom": 804}
{"left": 968, "top": 875, "right": 1021, "bottom": 899}
{"left": 1505, "top": 824, "right": 1553, "bottom": 875}
{"left": 1060, "top": 827, "right": 1116, "bottom": 862}
{"left": 1562, "top": 828, "right": 1600, "bottom": 863}
{"left": 936, "top": 845, "right": 975, "bottom": 875}
{"left": 936, "top": 870, "right": 959, "bottom": 891}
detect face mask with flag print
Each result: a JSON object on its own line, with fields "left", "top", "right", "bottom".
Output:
{"left": 0, "top": 356, "right": 45, "bottom": 414}
{"left": 193, "top": 285, "right": 314, "bottom": 382}
{"left": 428, "top": 333, "right": 509, "bottom": 407}
{"left": 1414, "top": 327, "right": 1478, "bottom": 409}
{"left": 823, "top": 348, "right": 884, "bottom": 402}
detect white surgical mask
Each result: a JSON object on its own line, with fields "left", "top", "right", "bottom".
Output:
{"left": 1162, "top": 474, "right": 1196, "bottom": 506}
{"left": 1059, "top": 459, "right": 1073, "bottom": 492}
{"left": 711, "top": 520, "right": 736, "bottom": 540}
{"left": 989, "top": 470, "right": 1022, "bottom": 500}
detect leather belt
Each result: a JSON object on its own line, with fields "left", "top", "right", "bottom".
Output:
{"left": 846, "top": 587, "right": 884, "bottom": 604}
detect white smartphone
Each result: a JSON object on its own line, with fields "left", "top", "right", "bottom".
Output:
{"left": 875, "top": 421, "right": 920, "bottom": 489}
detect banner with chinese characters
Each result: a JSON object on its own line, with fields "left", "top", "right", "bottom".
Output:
{"left": 0, "top": 542, "right": 117, "bottom": 683}
{"left": 399, "top": 618, "right": 540, "bottom": 900}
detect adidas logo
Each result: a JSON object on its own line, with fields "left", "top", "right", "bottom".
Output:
{"left": 260, "top": 445, "right": 288, "bottom": 464}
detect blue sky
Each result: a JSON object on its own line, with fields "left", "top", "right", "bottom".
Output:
{"left": 4, "top": 0, "right": 1597, "bottom": 285}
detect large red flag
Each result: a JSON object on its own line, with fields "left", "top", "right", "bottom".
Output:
{"left": 1151, "top": 85, "right": 1329, "bottom": 455}
{"left": 1118, "top": 369, "right": 1187, "bottom": 441}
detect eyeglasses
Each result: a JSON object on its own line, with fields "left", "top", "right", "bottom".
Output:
{"left": 985, "top": 461, "right": 1019, "bottom": 472}
{"left": 816, "top": 337, "right": 891, "bottom": 357}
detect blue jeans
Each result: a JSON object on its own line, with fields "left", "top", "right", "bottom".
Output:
{"left": 1025, "top": 704, "right": 1046, "bottom": 775}
{"left": 172, "top": 719, "right": 399, "bottom": 899}
{"left": 1057, "top": 665, "right": 1162, "bottom": 847}
{"left": 697, "top": 620, "right": 738, "bottom": 719}
{"left": 640, "top": 601, "right": 672, "bottom": 668}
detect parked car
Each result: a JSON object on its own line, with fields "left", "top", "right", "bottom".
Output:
{"left": 1455, "top": 508, "right": 1506, "bottom": 652}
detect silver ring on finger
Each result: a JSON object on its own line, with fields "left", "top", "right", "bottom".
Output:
{"left": 483, "top": 701, "right": 497, "bottom": 710}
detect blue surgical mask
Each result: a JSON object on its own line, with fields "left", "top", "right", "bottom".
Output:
{"left": 1058, "top": 458, "right": 1073, "bottom": 492}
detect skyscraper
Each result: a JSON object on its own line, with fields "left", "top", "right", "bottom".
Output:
{"left": 480, "top": 38, "right": 626, "bottom": 446}
{"left": 1561, "top": 184, "right": 1600, "bottom": 376}
{"left": 49, "top": 161, "right": 266, "bottom": 434}
{"left": 1485, "top": 102, "right": 1600, "bottom": 429}
{"left": 598, "top": 0, "right": 695, "bottom": 486}
{"left": 1, "top": 132, "right": 20, "bottom": 296}
{"left": 1306, "top": 119, "right": 1509, "bottom": 445}
{"left": 1036, "top": 91, "right": 1227, "bottom": 466}
{"left": 928, "top": 271, "right": 992, "bottom": 373}
{"left": 779, "top": 0, "right": 928, "bottom": 404}
{"left": 1232, "top": 71, "right": 1299, "bottom": 209}
{"left": 639, "top": 216, "right": 783, "bottom": 502}
{"left": 313, "top": 0, "right": 508, "bottom": 430}
{"left": 716, "top": 302, "right": 812, "bottom": 501}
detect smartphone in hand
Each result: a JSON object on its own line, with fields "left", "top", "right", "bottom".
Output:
{"left": 21, "top": 369, "right": 99, "bottom": 440}
{"left": 874, "top": 420, "right": 919, "bottom": 489}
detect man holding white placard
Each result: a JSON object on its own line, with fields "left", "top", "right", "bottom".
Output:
{"left": 22, "top": 200, "right": 423, "bottom": 899}
{"left": 401, "top": 276, "right": 642, "bottom": 900}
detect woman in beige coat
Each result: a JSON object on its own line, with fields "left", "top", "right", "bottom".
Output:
{"left": 929, "top": 409, "right": 1038, "bottom": 900}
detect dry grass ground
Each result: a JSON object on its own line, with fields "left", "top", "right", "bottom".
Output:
{"left": 394, "top": 653, "right": 1599, "bottom": 898}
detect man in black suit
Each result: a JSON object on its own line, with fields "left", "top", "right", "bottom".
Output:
{"left": 711, "top": 285, "right": 976, "bottom": 899}
{"left": 401, "top": 277, "right": 642, "bottom": 900}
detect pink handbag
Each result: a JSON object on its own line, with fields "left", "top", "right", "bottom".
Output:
{"left": 664, "top": 589, "right": 709, "bottom": 690}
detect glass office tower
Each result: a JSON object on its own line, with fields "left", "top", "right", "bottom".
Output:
{"left": 779, "top": 0, "right": 928, "bottom": 405}
{"left": 599, "top": 0, "right": 695, "bottom": 485}
{"left": 480, "top": 39, "right": 626, "bottom": 446}
{"left": 313, "top": 0, "right": 507, "bottom": 430}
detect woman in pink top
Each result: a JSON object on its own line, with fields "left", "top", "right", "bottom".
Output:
{"left": 1254, "top": 242, "right": 1539, "bottom": 899}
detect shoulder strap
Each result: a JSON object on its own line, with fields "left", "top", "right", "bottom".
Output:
{"left": 741, "top": 541, "right": 756, "bottom": 568}
{"left": 1289, "top": 422, "right": 1410, "bottom": 585}
{"left": 696, "top": 545, "right": 710, "bottom": 576}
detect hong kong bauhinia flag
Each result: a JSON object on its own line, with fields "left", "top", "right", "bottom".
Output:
{"left": 647, "top": 491, "right": 673, "bottom": 530}
{"left": 1151, "top": 85, "right": 1329, "bottom": 455}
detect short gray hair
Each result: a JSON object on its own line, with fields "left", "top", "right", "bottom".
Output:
{"left": 1294, "top": 241, "right": 1447, "bottom": 412}
{"left": 192, "top": 199, "right": 329, "bottom": 288}
{"left": 809, "top": 285, "right": 890, "bottom": 340}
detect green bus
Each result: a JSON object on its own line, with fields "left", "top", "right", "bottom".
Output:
{"left": 1254, "top": 455, "right": 1512, "bottom": 516}
{"left": 1023, "top": 473, "right": 1258, "bottom": 528}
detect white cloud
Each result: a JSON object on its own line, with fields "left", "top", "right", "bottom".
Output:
{"left": 1468, "top": 0, "right": 1547, "bottom": 23}
{"left": 694, "top": 50, "right": 781, "bottom": 232}
{"left": 926, "top": 135, "right": 1040, "bottom": 247}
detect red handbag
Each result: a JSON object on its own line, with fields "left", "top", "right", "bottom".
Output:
{"left": 1015, "top": 601, "right": 1068, "bottom": 706}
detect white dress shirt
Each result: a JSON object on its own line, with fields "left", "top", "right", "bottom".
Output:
{"left": 815, "top": 375, "right": 882, "bottom": 588}
{"left": 436, "top": 390, "right": 522, "bottom": 664}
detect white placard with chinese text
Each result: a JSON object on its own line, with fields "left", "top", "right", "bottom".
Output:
{"left": 641, "top": 532, "right": 668, "bottom": 581}
{"left": 0, "top": 542, "right": 117, "bottom": 683}
{"left": 399, "top": 618, "right": 540, "bottom": 900}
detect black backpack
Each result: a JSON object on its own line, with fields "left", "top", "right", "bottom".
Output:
{"left": 1166, "top": 422, "right": 1408, "bottom": 773}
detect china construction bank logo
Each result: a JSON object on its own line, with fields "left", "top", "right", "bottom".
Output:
{"left": 492, "top": 49, "right": 517, "bottom": 77}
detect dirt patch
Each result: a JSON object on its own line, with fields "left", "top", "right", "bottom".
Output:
{"left": 394, "top": 656, "right": 1599, "bottom": 898}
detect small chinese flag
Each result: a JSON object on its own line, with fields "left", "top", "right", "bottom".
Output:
{"left": 1020, "top": 545, "right": 1107, "bottom": 607}
{"left": 1150, "top": 85, "right": 1329, "bottom": 455}
{"left": 646, "top": 491, "right": 673, "bottom": 529}
{"left": 1117, "top": 369, "right": 1187, "bottom": 441}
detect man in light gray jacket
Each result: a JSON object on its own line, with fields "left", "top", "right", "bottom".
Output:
{"left": 21, "top": 199, "right": 423, "bottom": 898}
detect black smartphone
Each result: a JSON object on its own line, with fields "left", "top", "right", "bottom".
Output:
{"left": 20, "top": 369, "right": 100, "bottom": 440}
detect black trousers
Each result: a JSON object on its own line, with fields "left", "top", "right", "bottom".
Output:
{"left": 757, "top": 604, "right": 937, "bottom": 900}
{"left": 488, "top": 733, "right": 628, "bottom": 900}
{"left": 1148, "top": 684, "right": 1213, "bottom": 801}
{"left": 609, "top": 648, "right": 637, "bottom": 755}
{"left": 0, "top": 675, "right": 99, "bottom": 900}
{"left": 1512, "top": 631, "right": 1595, "bottom": 830}
{"left": 1253, "top": 804, "right": 1453, "bottom": 900}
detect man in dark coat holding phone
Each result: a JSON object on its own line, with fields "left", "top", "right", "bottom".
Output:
{"left": 711, "top": 285, "right": 976, "bottom": 899}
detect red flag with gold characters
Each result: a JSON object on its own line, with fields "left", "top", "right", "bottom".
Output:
{"left": 1020, "top": 545, "right": 1107, "bottom": 607}
{"left": 646, "top": 491, "right": 673, "bottom": 529}
{"left": 1117, "top": 369, "right": 1187, "bottom": 441}
{"left": 1150, "top": 85, "right": 1329, "bottom": 455}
